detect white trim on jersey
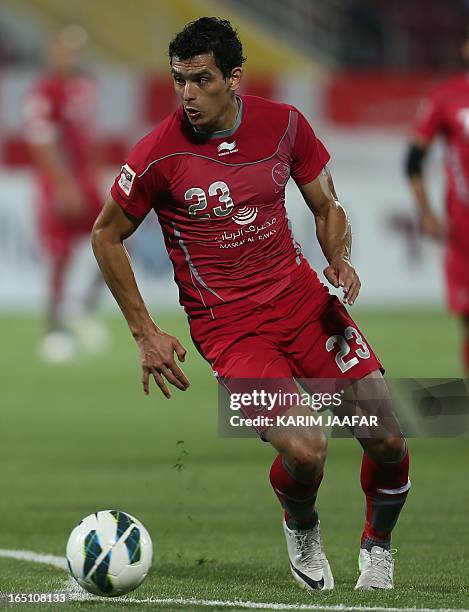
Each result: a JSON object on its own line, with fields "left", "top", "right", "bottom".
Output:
{"left": 137, "top": 110, "right": 295, "bottom": 178}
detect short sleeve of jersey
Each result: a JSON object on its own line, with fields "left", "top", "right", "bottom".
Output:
{"left": 111, "top": 148, "right": 167, "bottom": 219}
{"left": 412, "top": 94, "right": 443, "bottom": 142}
{"left": 291, "top": 110, "right": 330, "bottom": 186}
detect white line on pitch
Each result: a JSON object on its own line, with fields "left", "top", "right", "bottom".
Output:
{"left": 108, "top": 598, "right": 469, "bottom": 612}
{"left": 0, "top": 549, "right": 467, "bottom": 612}
{"left": 0, "top": 549, "right": 67, "bottom": 570}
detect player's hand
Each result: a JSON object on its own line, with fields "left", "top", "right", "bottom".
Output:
{"left": 137, "top": 326, "right": 190, "bottom": 398}
{"left": 55, "top": 178, "right": 85, "bottom": 220}
{"left": 324, "top": 257, "right": 361, "bottom": 306}
{"left": 420, "top": 212, "right": 446, "bottom": 241}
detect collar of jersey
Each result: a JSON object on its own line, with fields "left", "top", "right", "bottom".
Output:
{"left": 191, "top": 96, "right": 243, "bottom": 140}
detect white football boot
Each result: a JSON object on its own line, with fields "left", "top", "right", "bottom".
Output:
{"left": 38, "top": 331, "right": 77, "bottom": 364}
{"left": 355, "top": 546, "right": 394, "bottom": 589}
{"left": 283, "top": 519, "right": 334, "bottom": 591}
{"left": 69, "top": 315, "right": 109, "bottom": 354}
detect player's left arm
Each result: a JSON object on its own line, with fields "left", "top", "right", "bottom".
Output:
{"left": 299, "top": 166, "right": 360, "bottom": 305}
{"left": 405, "top": 135, "right": 446, "bottom": 240}
{"left": 405, "top": 93, "right": 446, "bottom": 240}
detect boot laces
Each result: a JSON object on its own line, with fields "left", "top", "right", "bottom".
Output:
{"left": 293, "top": 528, "right": 324, "bottom": 571}
{"left": 368, "top": 548, "right": 395, "bottom": 586}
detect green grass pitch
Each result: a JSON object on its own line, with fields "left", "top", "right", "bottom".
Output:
{"left": 0, "top": 309, "right": 468, "bottom": 610}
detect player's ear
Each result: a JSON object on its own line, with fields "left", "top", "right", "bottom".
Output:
{"left": 228, "top": 67, "right": 242, "bottom": 92}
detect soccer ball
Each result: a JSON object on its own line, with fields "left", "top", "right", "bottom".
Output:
{"left": 66, "top": 510, "right": 153, "bottom": 597}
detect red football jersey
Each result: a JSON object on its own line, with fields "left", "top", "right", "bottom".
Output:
{"left": 23, "top": 73, "right": 99, "bottom": 175}
{"left": 111, "top": 95, "right": 330, "bottom": 316}
{"left": 413, "top": 74, "right": 469, "bottom": 222}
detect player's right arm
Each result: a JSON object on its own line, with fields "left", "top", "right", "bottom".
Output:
{"left": 91, "top": 198, "right": 190, "bottom": 398}
{"left": 289, "top": 108, "right": 359, "bottom": 304}
{"left": 405, "top": 96, "right": 446, "bottom": 240}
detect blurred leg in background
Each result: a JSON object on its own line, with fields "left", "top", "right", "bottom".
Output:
{"left": 23, "top": 25, "right": 107, "bottom": 362}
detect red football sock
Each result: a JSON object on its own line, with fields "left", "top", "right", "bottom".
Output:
{"left": 463, "top": 337, "right": 469, "bottom": 373}
{"left": 269, "top": 454, "right": 322, "bottom": 528}
{"left": 360, "top": 448, "right": 410, "bottom": 550}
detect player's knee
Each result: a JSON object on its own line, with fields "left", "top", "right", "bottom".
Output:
{"left": 368, "top": 436, "right": 406, "bottom": 463}
{"left": 284, "top": 438, "right": 327, "bottom": 478}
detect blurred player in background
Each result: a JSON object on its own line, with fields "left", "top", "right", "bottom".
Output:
{"left": 23, "top": 25, "right": 106, "bottom": 363}
{"left": 406, "top": 29, "right": 469, "bottom": 373}
{"left": 93, "top": 18, "right": 410, "bottom": 592}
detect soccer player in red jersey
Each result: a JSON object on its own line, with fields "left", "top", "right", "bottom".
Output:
{"left": 406, "top": 34, "right": 469, "bottom": 373}
{"left": 24, "top": 26, "right": 106, "bottom": 362}
{"left": 92, "top": 18, "right": 410, "bottom": 591}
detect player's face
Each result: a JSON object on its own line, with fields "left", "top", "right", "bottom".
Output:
{"left": 48, "top": 40, "right": 80, "bottom": 74}
{"left": 171, "top": 53, "right": 242, "bottom": 132}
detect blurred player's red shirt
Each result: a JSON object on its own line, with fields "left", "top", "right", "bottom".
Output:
{"left": 111, "top": 95, "right": 330, "bottom": 317}
{"left": 24, "top": 73, "right": 102, "bottom": 257}
{"left": 414, "top": 74, "right": 469, "bottom": 223}
{"left": 413, "top": 75, "right": 469, "bottom": 312}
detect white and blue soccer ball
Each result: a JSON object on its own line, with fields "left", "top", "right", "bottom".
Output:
{"left": 66, "top": 510, "right": 153, "bottom": 597}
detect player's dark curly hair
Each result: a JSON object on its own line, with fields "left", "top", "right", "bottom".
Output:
{"left": 168, "top": 17, "right": 246, "bottom": 78}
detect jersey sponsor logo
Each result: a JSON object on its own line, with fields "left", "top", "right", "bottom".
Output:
{"left": 118, "top": 164, "right": 136, "bottom": 196}
{"left": 232, "top": 206, "right": 258, "bottom": 225}
{"left": 215, "top": 216, "right": 277, "bottom": 249}
{"left": 217, "top": 141, "right": 238, "bottom": 156}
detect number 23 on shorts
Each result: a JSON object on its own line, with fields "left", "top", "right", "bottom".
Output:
{"left": 326, "top": 326, "right": 371, "bottom": 373}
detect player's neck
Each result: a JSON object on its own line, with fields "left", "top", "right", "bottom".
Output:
{"left": 216, "top": 96, "right": 240, "bottom": 132}
{"left": 195, "top": 96, "right": 241, "bottom": 136}
{"left": 49, "top": 67, "right": 79, "bottom": 79}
